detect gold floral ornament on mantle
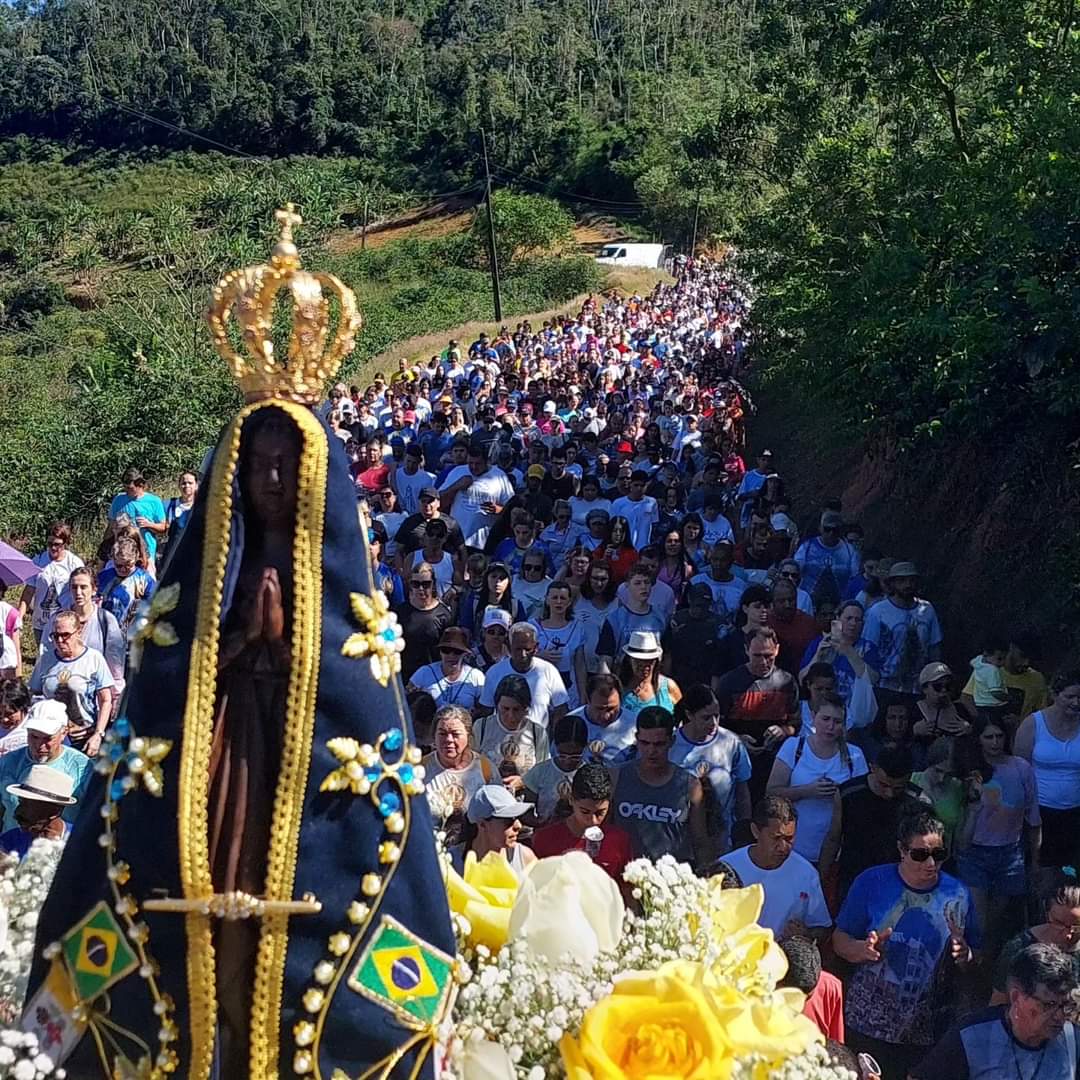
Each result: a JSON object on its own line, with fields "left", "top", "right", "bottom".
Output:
{"left": 342, "top": 591, "right": 405, "bottom": 687}
{"left": 206, "top": 203, "right": 363, "bottom": 406}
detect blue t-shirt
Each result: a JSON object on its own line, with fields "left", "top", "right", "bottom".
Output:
{"left": 863, "top": 598, "right": 944, "bottom": 694}
{"left": 793, "top": 537, "right": 861, "bottom": 603}
{"left": 837, "top": 864, "right": 980, "bottom": 1046}
{"left": 800, "top": 636, "right": 881, "bottom": 713}
{"left": 597, "top": 603, "right": 667, "bottom": 659}
{"left": 98, "top": 566, "right": 156, "bottom": 630}
{"left": 109, "top": 491, "right": 166, "bottom": 562}
{"left": 670, "top": 726, "right": 751, "bottom": 846}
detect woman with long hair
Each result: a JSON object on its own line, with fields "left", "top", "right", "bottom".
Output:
{"left": 618, "top": 632, "right": 682, "bottom": 720}
{"left": 531, "top": 581, "right": 587, "bottom": 708}
{"left": 467, "top": 562, "right": 525, "bottom": 643}
{"left": 555, "top": 546, "right": 593, "bottom": 601}
{"left": 657, "top": 528, "right": 694, "bottom": 599}
{"left": 954, "top": 714, "right": 1040, "bottom": 958}
{"left": 592, "top": 515, "right": 638, "bottom": 584}
{"left": 680, "top": 512, "right": 708, "bottom": 572}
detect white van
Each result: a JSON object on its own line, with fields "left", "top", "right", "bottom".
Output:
{"left": 594, "top": 242, "right": 670, "bottom": 269}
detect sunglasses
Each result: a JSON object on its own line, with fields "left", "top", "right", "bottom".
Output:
{"left": 53, "top": 631, "right": 76, "bottom": 642}
{"left": 484, "top": 626, "right": 508, "bottom": 635}
{"left": 906, "top": 846, "right": 948, "bottom": 864}
{"left": 439, "top": 646, "right": 466, "bottom": 656}
{"left": 410, "top": 579, "right": 434, "bottom": 589}
{"left": 523, "top": 564, "right": 545, "bottom": 572}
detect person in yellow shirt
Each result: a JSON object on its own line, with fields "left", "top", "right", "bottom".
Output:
{"left": 961, "top": 632, "right": 1047, "bottom": 725}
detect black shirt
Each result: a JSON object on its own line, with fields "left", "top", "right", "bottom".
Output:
{"left": 663, "top": 612, "right": 726, "bottom": 689}
{"left": 393, "top": 600, "right": 456, "bottom": 681}
{"left": 837, "top": 775, "right": 930, "bottom": 891}
{"left": 393, "top": 512, "right": 464, "bottom": 555}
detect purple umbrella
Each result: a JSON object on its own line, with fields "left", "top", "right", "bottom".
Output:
{"left": 0, "top": 540, "right": 39, "bottom": 588}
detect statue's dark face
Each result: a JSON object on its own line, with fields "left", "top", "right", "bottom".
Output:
{"left": 241, "top": 419, "right": 300, "bottom": 528}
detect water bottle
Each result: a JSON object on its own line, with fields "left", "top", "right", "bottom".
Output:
{"left": 584, "top": 826, "right": 604, "bottom": 859}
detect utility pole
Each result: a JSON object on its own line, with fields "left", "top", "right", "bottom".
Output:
{"left": 361, "top": 194, "right": 369, "bottom": 251}
{"left": 481, "top": 129, "right": 503, "bottom": 322}
{"left": 690, "top": 192, "right": 701, "bottom": 256}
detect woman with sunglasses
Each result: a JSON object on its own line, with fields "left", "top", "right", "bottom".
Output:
{"left": 475, "top": 608, "right": 512, "bottom": 671}
{"left": 392, "top": 562, "right": 456, "bottom": 682}
{"left": 834, "top": 810, "right": 977, "bottom": 1080}
{"left": 953, "top": 716, "right": 1040, "bottom": 961}
{"left": 406, "top": 627, "right": 485, "bottom": 713}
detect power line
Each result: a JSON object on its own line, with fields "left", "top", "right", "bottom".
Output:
{"left": 491, "top": 162, "right": 647, "bottom": 209}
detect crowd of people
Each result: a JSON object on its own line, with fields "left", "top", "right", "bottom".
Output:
{"left": 4, "top": 257, "right": 1079, "bottom": 1078}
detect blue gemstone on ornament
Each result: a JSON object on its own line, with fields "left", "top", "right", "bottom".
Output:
{"left": 399, "top": 764, "right": 414, "bottom": 785}
{"left": 365, "top": 766, "right": 381, "bottom": 783}
{"left": 379, "top": 792, "right": 401, "bottom": 818}
{"left": 109, "top": 743, "right": 125, "bottom": 762}
{"left": 110, "top": 780, "right": 126, "bottom": 801}
{"left": 380, "top": 627, "right": 397, "bottom": 643}
{"left": 383, "top": 730, "right": 403, "bottom": 752}
{"left": 114, "top": 716, "right": 131, "bottom": 737}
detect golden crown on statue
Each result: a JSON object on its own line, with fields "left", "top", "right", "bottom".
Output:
{"left": 206, "top": 204, "right": 363, "bottom": 404}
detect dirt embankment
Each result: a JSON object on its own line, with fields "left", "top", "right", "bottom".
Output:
{"left": 749, "top": 379, "right": 1080, "bottom": 673}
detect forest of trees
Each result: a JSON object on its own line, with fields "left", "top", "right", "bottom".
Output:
{"left": 0, "top": 0, "right": 1077, "bottom": 449}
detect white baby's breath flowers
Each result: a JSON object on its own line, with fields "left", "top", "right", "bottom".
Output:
{"left": 444, "top": 852, "right": 851, "bottom": 1080}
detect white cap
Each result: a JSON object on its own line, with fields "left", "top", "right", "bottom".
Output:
{"left": 25, "top": 700, "right": 68, "bottom": 737}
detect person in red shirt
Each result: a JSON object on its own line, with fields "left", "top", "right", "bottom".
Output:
{"left": 533, "top": 761, "right": 633, "bottom": 885}
{"left": 779, "top": 936, "right": 844, "bottom": 1043}
{"left": 769, "top": 578, "right": 820, "bottom": 677}
{"left": 355, "top": 437, "right": 390, "bottom": 495}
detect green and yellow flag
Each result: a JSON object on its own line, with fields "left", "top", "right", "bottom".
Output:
{"left": 349, "top": 917, "right": 453, "bottom": 1027}
{"left": 61, "top": 902, "right": 138, "bottom": 1003}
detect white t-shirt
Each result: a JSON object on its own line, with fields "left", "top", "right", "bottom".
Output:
{"left": 27, "top": 551, "right": 84, "bottom": 633}
{"left": 409, "top": 662, "right": 486, "bottom": 712}
{"left": 701, "top": 514, "right": 735, "bottom": 548}
{"left": 690, "top": 572, "right": 745, "bottom": 620}
{"left": 775, "top": 736, "right": 868, "bottom": 862}
{"left": 479, "top": 656, "right": 568, "bottom": 739}
{"left": 28, "top": 645, "right": 115, "bottom": 727}
{"left": 422, "top": 752, "right": 494, "bottom": 818}
{"left": 610, "top": 495, "right": 659, "bottom": 550}
{"left": 569, "top": 705, "right": 636, "bottom": 763}
{"left": 440, "top": 466, "right": 515, "bottom": 548}
{"left": 723, "top": 845, "right": 832, "bottom": 937}
{"left": 569, "top": 496, "right": 611, "bottom": 527}
{"left": 474, "top": 712, "right": 549, "bottom": 774}
{"left": 394, "top": 467, "right": 436, "bottom": 515}
{"left": 0, "top": 602, "right": 22, "bottom": 670}
{"left": 522, "top": 758, "right": 578, "bottom": 823}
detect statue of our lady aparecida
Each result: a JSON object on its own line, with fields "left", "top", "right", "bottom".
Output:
{"left": 23, "top": 206, "right": 457, "bottom": 1080}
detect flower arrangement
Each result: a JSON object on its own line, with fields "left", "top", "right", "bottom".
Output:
{"left": 441, "top": 853, "right": 853, "bottom": 1080}
{"left": 0, "top": 839, "right": 66, "bottom": 1078}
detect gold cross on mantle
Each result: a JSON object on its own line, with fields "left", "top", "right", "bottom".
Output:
{"left": 142, "top": 890, "right": 321, "bottom": 920}
{"left": 274, "top": 203, "right": 303, "bottom": 243}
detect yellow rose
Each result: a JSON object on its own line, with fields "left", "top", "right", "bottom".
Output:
{"left": 561, "top": 964, "right": 735, "bottom": 1080}
{"left": 508, "top": 850, "right": 624, "bottom": 964}
{"left": 446, "top": 851, "right": 520, "bottom": 951}
{"left": 561, "top": 960, "right": 820, "bottom": 1079}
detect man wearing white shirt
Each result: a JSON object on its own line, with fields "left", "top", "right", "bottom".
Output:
{"left": 393, "top": 444, "right": 435, "bottom": 514}
{"left": 439, "top": 446, "right": 515, "bottom": 549}
{"left": 610, "top": 470, "right": 659, "bottom": 550}
{"left": 476, "top": 623, "right": 569, "bottom": 733}
{"left": 723, "top": 795, "right": 831, "bottom": 940}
